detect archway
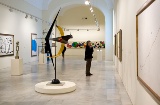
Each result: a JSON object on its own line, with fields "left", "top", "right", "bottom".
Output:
{"left": 43, "top": 0, "right": 113, "bottom": 61}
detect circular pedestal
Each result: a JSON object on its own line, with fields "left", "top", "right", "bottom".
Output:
{"left": 35, "top": 81, "right": 76, "bottom": 94}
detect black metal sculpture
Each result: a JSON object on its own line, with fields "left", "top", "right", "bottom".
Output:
{"left": 45, "top": 9, "right": 61, "bottom": 84}
{"left": 50, "top": 34, "right": 73, "bottom": 44}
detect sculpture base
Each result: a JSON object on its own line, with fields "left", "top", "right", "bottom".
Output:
{"left": 39, "top": 53, "right": 47, "bottom": 64}
{"left": 52, "top": 79, "right": 60, "bottom": 84}
{"left": 11, "top": 58, "right": 23, "bottom": 76}
{"left": 35, "top": 81, "right": 76, "bottom": 94}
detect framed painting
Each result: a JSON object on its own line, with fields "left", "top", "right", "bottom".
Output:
{"left": 0, "top": 34, "right": 14, "bottom": 57}
{"left": 31, "top": 33, "right": 37, "bottom": 57}
{"left": 136, "top": 0, "right": 160, "bottom": 101}
{"left": 114, "top": 35, "right": 116, "bottom": 56}
{"left": 116, "top": 33, "right": 118, "bottom": 57}
{"left": 67, "top": 41, "right": 105, "bottom": 48}
{"left": 118, "top": 29, "right": 122, "bottom": 62}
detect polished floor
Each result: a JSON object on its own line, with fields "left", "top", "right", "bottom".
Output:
{"left": 0, "top": 56, "right": 132, "bottom": 105}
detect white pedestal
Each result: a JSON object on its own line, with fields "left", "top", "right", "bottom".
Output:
{"left": 97, "top": 50, "right": 102, "bottom": 61}
{"left": 11, "top": 58, "right": 23, "bottom": 76}
{"left": 35, "top": 81, "right": 76, "bottom": 94}
{"left": 39, "top": 53, "right": 47, "bottom": 64}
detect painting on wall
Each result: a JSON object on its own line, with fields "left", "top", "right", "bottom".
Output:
{"left": 0, "top": 34, "right": 14, "bottom": 57}
{"left": 114, "top": 34, "right": 117, "bottom": 56}
{"left": 118, "top": 29, "right": 122, "bottom": 62}
{"left": 137, "top": 0, "right": 160, "bottom": 101}
{"left": 67, "top": 41, "right": 105, "bottom": 48}
{"left": 31, "top": 33, "right": 37, "bottom": 57}
{"left": 116, "top": 34, "right": 118, "bottom": 57}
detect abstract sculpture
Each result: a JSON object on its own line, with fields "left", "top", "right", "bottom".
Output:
{"left": 50, "top": 35, "right": 73, "bottom": 44}
{"left": 41, "top": 42, "right": 45, "bottom": 54}
{"left": 15, "top": 41, "right": 19, "bottom": 59}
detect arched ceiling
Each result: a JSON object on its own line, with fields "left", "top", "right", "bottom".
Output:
{"left": 24, "top": 0, "right": 114, "bottom": 10}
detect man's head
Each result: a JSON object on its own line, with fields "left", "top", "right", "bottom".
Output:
{"left": 86, "top": 40, "right": 92, "bottom": 46}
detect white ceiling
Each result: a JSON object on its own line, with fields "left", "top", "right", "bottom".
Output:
{"left": 24, "top": 0, "right": 114, "bottom": 10}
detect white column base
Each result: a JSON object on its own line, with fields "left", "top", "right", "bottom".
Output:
{"left": 11, "top": 58, "right": 23, "bottom": 76}
{"left": 97, "top": 50, "right": 102, "bottom": 61}
{"left": 35, "top": 81, "right": 76, "bottom": 94}
{"left": 39, "top": 53, "right": 47, "bottom": 64}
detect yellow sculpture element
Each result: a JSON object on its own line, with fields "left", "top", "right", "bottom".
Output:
{"left": 48, "top": 26, "right": 64, "bottom": 58}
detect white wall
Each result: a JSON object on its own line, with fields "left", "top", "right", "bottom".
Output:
{"left": 0, "top": 0, "right": 42, "bottom": 69}
{"left": 114, "top": 0, "right": 159, "bottom": 105}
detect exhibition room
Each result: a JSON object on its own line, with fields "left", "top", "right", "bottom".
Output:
{"left": 0, "top": 0, "right": 160, "bottom": 105}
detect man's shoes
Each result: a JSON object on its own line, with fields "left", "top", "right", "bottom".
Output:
{"left": 86, "top": 73, "right": 93, "bottom": 76}
{"left": 89, "top": 73, "right": 93, "bottom": 75}
{"left": 86, "top": 74, "right": 90, "bottom": 76}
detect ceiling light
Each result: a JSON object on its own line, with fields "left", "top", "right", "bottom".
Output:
{"left": 85, "top": 0, "right": 90, "bottom": 5}
{"left": 90, "top": 7, "right": 92, "bottom": 11}
{"left": 96, "top": 22, "right": 99, "bottom": 26}
{"left": 25, "top": 14, "right": 28, "bottom": 18}
{"left": 9, "top": 8, "right": 13, "bottom": 12}
{"left": 35, "top": 18, "right": 38, "bottom": 22}
{"left": 91, "top": 9, "right": 93, "bottom": 12}
{"left": 30, "top": 15, "right": 33, "bottom": 19}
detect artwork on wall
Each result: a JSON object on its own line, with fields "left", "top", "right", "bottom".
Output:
{"left": 116, "top": 34, "right": 118, "bottom": 57}
{"left": 67, "top": 41, "right": 105, "bottom": 48}
{"left": 117, "top": 32, "right": 120, "bottom": 58}
{"left": 0, "top": 34, "right": 14, "bottom": 57}
{"left": 118, "top": 29, "right": 122, "bottom": 62}
{"left": 115, "top": 30, "right": 122, "bottom": 62}
{"left": 31, "top": 33, "right": 37, "bottom": 57}
{"left": 114, "top": 34, "right": 117, "bottom": 56}
{"left": 136, "top": 0, "right": 160, "bottom": 101}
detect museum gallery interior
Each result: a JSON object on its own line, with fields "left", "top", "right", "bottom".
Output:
{"left": 0, "top": 0, "right": 160, "bottom": 105}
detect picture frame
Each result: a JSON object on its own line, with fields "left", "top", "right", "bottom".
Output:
{"left": 118, "top": 29, "right": 122, "bottom": 62}
{"left": 114, "top": 34, "right": 117, "bottom": 56}
{"left": 136, "top": 0, "right": 160, "bottom": 101}
{"left": 67, "top": 41, "right": 105, "bottom": 48}
{"left": 0, "top": 34, "right": 14, "bottom": 57}
{"left": 116, "top": 33, "right": 118, "bottom": 57}
{"left": 31, "top": 33, "right": 37, "bottom": 57}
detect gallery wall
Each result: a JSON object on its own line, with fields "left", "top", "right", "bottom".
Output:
{"left": 0, "top": 0, "right": 43, "bottom": 69}
{"left": 114, "top": 0, "right": 159, "bottom": 105}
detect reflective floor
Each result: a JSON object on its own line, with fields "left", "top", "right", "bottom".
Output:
{"left": 0, "top": 56, "right": 132, "bottom": 105}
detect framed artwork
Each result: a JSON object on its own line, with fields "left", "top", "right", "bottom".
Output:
{"left": 118, "top": 29, "right": 122, "bottom": 62}
{"left": 0, "top": 34, "right": 14, "bottom": 57}
{"left": 136, "top": 0, "right": 160, "bottom": 101}
{"left": 116, "top": 34, "right": 118, "bottom": 57}
{"left": 31, "top": 33, "right": 37, "bottom": 57}
{"left": 67, "top": 41, "right": 105, "bottom": 48}
{"left": 114, "top": 35, "right": 116, "bottom": 56}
